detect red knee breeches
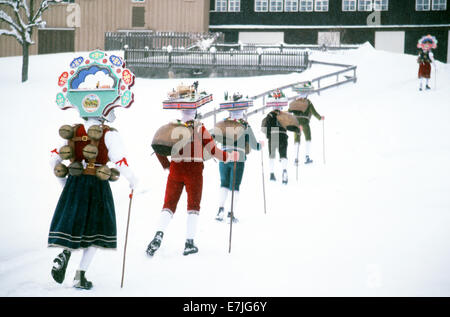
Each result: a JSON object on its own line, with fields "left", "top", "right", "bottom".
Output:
{"left": 163, "top": 161, "right": 204, "bottom": 213}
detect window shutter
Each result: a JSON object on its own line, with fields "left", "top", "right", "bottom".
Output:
{"left": 132, "top": 7, "right": 145, "bottom": 27}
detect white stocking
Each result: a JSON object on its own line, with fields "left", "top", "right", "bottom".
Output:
{"left": 157, "top": 209, "right": 173, "bottom": 232}
{"left": 218, "top": 187, "right": 229, "bottom": 209}
{"left": 79, "top": 247, "right": 97, "bottom": 272}
{"left": 281, "top": 158, "right": 288, "bottom": 170}
{"left": 186, "top": 212, "right": 199, "bottom": 240}
{"left": 269, "top": 158, "right": 275, "bottom": 173}
{"left": 305, "top": 141, "right": 312, "bottom": 157}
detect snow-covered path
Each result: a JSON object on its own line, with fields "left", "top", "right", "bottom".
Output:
{"left": 1, "top": 44, "right": 450, "bottom": 297}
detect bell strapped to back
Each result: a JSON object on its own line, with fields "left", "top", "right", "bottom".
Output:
{"left": 54, "top": 123, "right": 120, "bottom": 182}
{"left": 276, "top": 111, "right": 300, "bottom": 133}
{"left": 260, "top": 112, "right": 300, "bottom": 133}
{"left": 151, "top": 121, "right": 193, "bottom": 156}
{"left": 289, "top": 98, "right": 309, "bottom": 112}
{"left": 214, "top": 119, "right": 246, "bottom": 145}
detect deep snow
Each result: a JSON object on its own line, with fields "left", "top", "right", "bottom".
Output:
{"left": 1, "top": 43, "right": 450, "bottom": 297}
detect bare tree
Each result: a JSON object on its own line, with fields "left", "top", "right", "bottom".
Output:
{"left": 0, "top": 0, "right": 56, "bottom": 82}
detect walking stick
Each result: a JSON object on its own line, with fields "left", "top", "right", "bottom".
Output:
{"left": 296, "top": 140, "right": 300, "bottom": 182}
{"left": 261, "top": 148, "right": 267, "bottom": 214}
{"left": 296, "top": 125, "right": 302, "bottom": 181}
{"left": 228, "top": 161, "right": 237, "bottom": 253}
{"left": 322, "top": 116, "right": 326, "bottom": 164}
{"left": 434, "top": 63, "right": 437, "bottom": 90}
{"left": 121, "top": 189, "right": 134, "bottom": 288}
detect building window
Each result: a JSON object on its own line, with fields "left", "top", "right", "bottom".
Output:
{"left": 215, "top": 0, "right": 228, "bottom": 11}
{"left": 132, "top": 6, "right": 145, "bottom": 27}
{"left": 342, "top": 0, "right": 357, "bottom": 11}
{"left": 315, "top": 0, "right": 329, "bottom": 11}
{"left": 416, "top": 0, "right": 431, "bottom": 10}
{"left": 285, "top": 0, "right": 299, "bottom": 11}
{"left": 229, "top": 0, "right": 240, "bottom": 11}
{"left": 358, "top": 0, "right": 372, "bottom": 10}
{"left": 299, "top": 0, "right": 314, "bottom": 11}
{"left": 255, "top": 0, "right": 269, "bottom": 12}
{"left": 373, "top": 0, "right": 388, "bottom": 10}
{"left": 432, "top": 0, "right": 447, "bottom": 10}
{"left": 269, "top": 0, "right": 283, "bottom": 11}
{"left": 132, "top": 0, "right": 145, "bottom": 2}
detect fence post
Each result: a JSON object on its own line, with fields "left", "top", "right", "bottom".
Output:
{"left": 124, "top": 45, "right": 129, "bottom": 62}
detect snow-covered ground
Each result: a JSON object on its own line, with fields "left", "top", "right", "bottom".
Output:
{"left": 1, "top": 43, "right": 450, "bottom": 297}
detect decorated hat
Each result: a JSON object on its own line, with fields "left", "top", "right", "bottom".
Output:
{"left": 56, "top": 50, "right": 135, "bottom": 119}
{"left": 292, "top": 81, "right": 314, "bottom": 95}
{"left": 220, "top": 92, "right": 253, "bottom": 111}
{"left": 163, "top": 81, "right": 213, "bottom": 110}
{"left": 265, "top": 89, "right": 288, "bottom": 108}
{"left": 417, "top": 35, "right": 438, "bottom": 50}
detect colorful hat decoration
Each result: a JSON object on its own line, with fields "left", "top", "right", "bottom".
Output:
{"left": 292, "top": 81, "right": 315, "bottom": 95}
{"left": 265, "top": 89, "right": 288, "bottom": 108}
{"left": 56, "top": 50, "right": 135, "bottom": 119}
{"left": 220, "top": 92, "right": 253, "bottom": 111}
{"left": 163, "top": 81, "right": 213, "bottom": 110}
{"left": 417, "top": 35, "right": 438, "bottom": 50}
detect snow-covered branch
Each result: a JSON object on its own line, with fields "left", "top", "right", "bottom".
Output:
{"left": 0, "top": 0, "right": 53, "bottom": 44}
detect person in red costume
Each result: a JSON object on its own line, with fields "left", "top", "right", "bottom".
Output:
{"left": 147, "top": 109, "right": 240, "bottom": 256}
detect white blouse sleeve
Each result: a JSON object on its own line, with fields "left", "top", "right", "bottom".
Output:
{"left": 104, "top": 130, "right": 138, "bottom": 189}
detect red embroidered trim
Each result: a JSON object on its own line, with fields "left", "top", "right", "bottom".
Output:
{"left": 116, "top": 157, "right": 129, "bottom": 167}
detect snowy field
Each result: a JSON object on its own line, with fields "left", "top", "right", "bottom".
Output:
{"left": 0, "top": 43, "right": 450, "bottom": 297}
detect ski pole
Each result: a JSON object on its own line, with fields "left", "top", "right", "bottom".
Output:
{"left": 295, "top": 137, "right": 300, "bottom": 182}
{"left": 229, "top": 160, "right": 237, "bottom": 253}
{"left": 322, "top": 116, "right": 326, "bottom": 164}
{"left": 261, "top": 148, "right": 267, "bottom": 214}
{"left": 121, "top": 189, "right": 134, "bottom": 288}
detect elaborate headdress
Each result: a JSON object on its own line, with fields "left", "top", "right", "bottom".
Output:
{"left": 56, "top": 50, "right": 135, "bottom": 120}
{"left": 163, "top": 81, "right": 212, "bottom": 110}
{"left": 220, "top": 92, "right": 253, "bottom": 111}
{"left": 417, "top": 35, "right": 438, "bottom": 51}
{"left": 265, "top": 89, "right": 288, "bottom": 108}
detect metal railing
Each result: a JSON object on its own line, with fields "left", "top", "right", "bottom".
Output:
{"left": 105, "top": 31, "right": 224, "bottom": 51}
{"left": 124, "top": 48, "right": 310, "bottom": 73}
{"left": 198, "top": 60, "right": 357, "bottom": 122}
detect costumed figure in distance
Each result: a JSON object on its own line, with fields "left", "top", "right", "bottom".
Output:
{"left": 289, "top": 82, "right": 323, "bottom": 165}
{"left": 417, "top": 35, "right": 437, "bottom": 91}
{"left": 261, "top": 89, "right": 299, "bottom": 185}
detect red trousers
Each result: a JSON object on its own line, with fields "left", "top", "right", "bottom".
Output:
{"left": 163, "top": 161, "right": 204, "bottom": 213}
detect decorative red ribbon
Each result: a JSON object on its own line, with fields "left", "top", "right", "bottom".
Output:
{"left": 51, "top": 148, "right": 59, "bottom": 154}
{"left": 116, "top": 157, "right": 129, "bottom": 167}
